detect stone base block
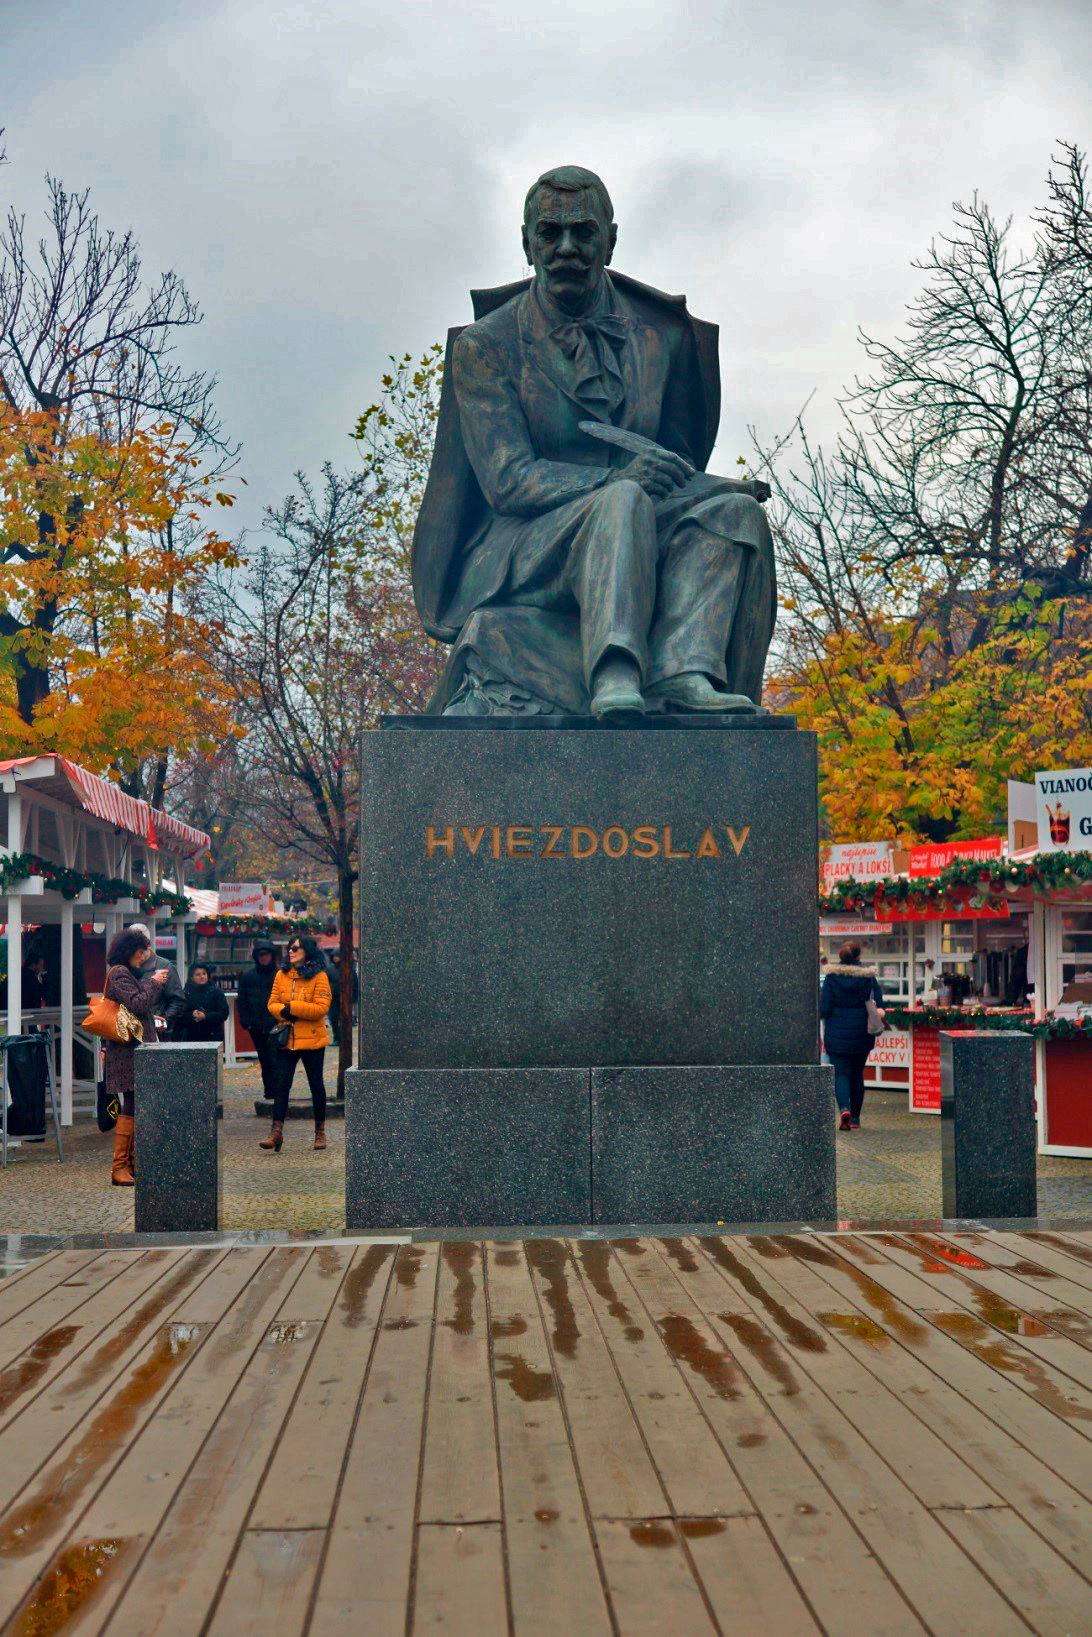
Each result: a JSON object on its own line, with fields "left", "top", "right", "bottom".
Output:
{"left": 345, "top": 1067, "right": 590, "bottom": 1229}
{"left": 135, "top": 1043, "right": 221, "bottom": 1233}
{"left": 942, "top": 1031, "right": 1036, "bottom": 1219}
{"left": 592, "top": 1064, "right": 835, "bottom": 1224}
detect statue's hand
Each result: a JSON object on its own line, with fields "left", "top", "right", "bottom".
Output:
{"left": 614, "top": 448, "right": 693, "bottom": 500}
{"left": 749, "top": 478, "right": 772, "bottom": 504}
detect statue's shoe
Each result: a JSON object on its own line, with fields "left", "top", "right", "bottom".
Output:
{"left": 646, "top": 673, "right": 758, "bottom": 713}
{"left": 590, "top": 677, "right": 646, "bottom": 719}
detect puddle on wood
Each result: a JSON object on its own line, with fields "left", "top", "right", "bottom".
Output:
{"left": 660, "top": 1238, "right": 700, "bottom": 1273}
{"left": 384, "top": 1317, "right": 417, "bottom": 1331}
{"left": 577, "top": 1242, "right": 644, "bottom": 1341}
{"left": 704, "top": 1239, "right": 826, "bottom": 1353}
{"left": 490, "top": 1317, "right": 527, "bottom": 1339}
{"left": 65, "top": 1251, "right": 218, "bottom": 1396}
{"left": 492, "top": 1248, "right": 520, "bottom": 1267}
{"left": 394, "top": 1244, "right": 427, "bottom": 1288}
{"left": 970, "top": 1290, "right": 1048, "bottom": 1337}
{"left": 894, "top": 1235, "right": 988, "bottom": 1271}
{"left": 0, "top": 1325, "right": 81, "bottom": 1418}
{"left": 494, "top": 1352, "right": 555, "bottom": 1402}
{"left": 680, "top": 1518, "right": 726, "bottom": 1540}
{"left": 1029, "top": 1308, "right": 1092, "bottom": 1344}
{"left": 0, "top": 1323, "right": 204, "bottom": 1558}
{"left": 819, "top": 1311, "right": 889, "bottom": 1346}
{"left": 524, "top": 1241, "right": 580, "bottom": 1359}
{"left": 1029, "top": 1232, "right": 1092, "bottom": 1267}
{"left": 786, "top": 1237, "right": 929, "bottom": 1344}
{"left": 441, "top": 1242, "right": 479, "bottom": 1336}
{"left": 930, "top": 1312, "right": 1092, "bottom": 1421}
{"left": 9, "top": 1536, "right": 133, "bottom": 1636}
{"left": 316, "top": 1246, "right": 343, "bottom": 1277}
{"left": 340, "top": 1245, "right": 393, "bottom": 1328}
{"left": 737, "top": 1432, "right": 766, "bottom": 1448}
{"left": 265, "top": 1321, "right": 313, "bottom": 1345}
{"left": 830, "top": 1237, "right": 886, "bottom": 1267}
{"left": 629, "top": 1521, "right": 676, "bottom": 1548}
{"left": 658, "top": 1313, "right": 740, "bottom": 1399}
{"left": 795, "top": 1502, "right": 818, "bottom": 1516}
{"left": 534, "top": 1508, "right": 558, "bottom": 1524}
{"left": 722, "top": 1313, "right": 800, "bottom": 1396}
{"left": 747, "top": 1237, "right": 790, "bottom": 1259}
{"left": 611, "top": 1239, "right": 646, "bottom": 1257}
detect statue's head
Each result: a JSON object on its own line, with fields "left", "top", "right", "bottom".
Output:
{"left": 522, "top": 165, "right": 618, "bottom": 315}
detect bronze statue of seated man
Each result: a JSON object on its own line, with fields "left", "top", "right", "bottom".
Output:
{"left": 411, "top": 165, "right": 776, "bottom": 718}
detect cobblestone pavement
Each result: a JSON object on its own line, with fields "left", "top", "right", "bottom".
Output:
{"left": 0, "top": 1063, "right": 1088, "bottom": 1233}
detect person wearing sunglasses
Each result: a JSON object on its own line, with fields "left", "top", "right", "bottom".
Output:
{"left": 259, "top": 934, "right": 333, "bottom": 1153}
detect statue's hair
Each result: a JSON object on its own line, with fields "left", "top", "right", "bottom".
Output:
{"left": 524, "top": 166, "right": 614, "bottom": 226}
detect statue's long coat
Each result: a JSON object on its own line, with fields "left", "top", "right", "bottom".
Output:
{"left": 411, "top": 272, "right": 721, "bottom": 643}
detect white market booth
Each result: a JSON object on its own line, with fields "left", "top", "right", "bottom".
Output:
{"left": 1, "top": 755, "right": 209, "bottom": 1124}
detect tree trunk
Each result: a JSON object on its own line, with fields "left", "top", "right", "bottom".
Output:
{"left": 336, "top": 867, "right": 356, "bottom": 1097}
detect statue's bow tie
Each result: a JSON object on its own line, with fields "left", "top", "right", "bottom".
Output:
{"left": 549, "top": 312, "right": 628, "bottom": 416}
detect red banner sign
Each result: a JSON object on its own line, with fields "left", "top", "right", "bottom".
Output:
{"left": 874, "top": 886, "right": 1010, "bottom": 923}
{"left": 909, "top": 837, "right": 1004, "bottom": 877}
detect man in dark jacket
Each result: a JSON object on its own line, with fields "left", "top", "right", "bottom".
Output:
{"left": 129, "top": 923, "right": 186, "bottom": 1039}
{"left": 237, "top": 939, "right": 279, "bottom": 1098}
{"left": 819, "top": 941, "right": 885, "bottom": 1132}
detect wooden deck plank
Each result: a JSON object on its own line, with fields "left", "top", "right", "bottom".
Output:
{"left": 523, "top": 1238, "right": 665, "bottom": 1520}
{"left": 662, "top": 1238, "right": 1028, "bottom": 1636}
{"left": 0, "top": 1252, "right": 134, "bottom": 1350}
{"left": 486, "top": 1241, "right": 612, "bottom": 1637}
{"left": 205, "top": 1529, "right": 324, "bottom": 1637}
{"left": 1023, "top": 1232, "right": 1092, "bottom": 1287}
{"left": 678, "top": 1512, "right": 821, "bottom": 1635}
{"left": 572, "top": 1240, "right": 754, "bottom": 1519}
{"left": 25, "top": 1247, "right": 311, "bottom": 1637}
{"left": 0, "top": 1248, "right": 234, "bottom": 1517}
{"left": 273, "top": 1242, "right": 358, "bottom": 1322}
{"left": 744, "top": 1234, "right": 1092, "bottom": 1578}
{"left": 0, "top": 1251, "right": 192, "bottom": 1433}
{"left": 412, "top": 1522, "right": 508, "bottom": 1636}
{"left": 250, "top": 1243, "right": 395, "bottom": 1530}
{"left": 593, "top": 1519, "right": 716, "bottom": 1634}
{"left": 0, "top": 1248, "right": 298, "bottom": 1632}
{"left": 868, "top": 1235, "right": 1092, "bottom": 1427}
{"left": 775, "top": 1236, "right": 1092, "bottom": 1503}
{"left": 103, "top": 1311, "right": 328, "bottom": 1633}
{"left": 993, "top": 1233, "right": 1092, "bottom": 1300}
{"left": 614, "top": 1237, "right": 924, "bottom": 1635}
{"left": 923, "top": 1233, "right": 1092, "bottom": 1372}
{"left": 418, "top": 1243, "right": 500, "bottom": 1525}
{"left": 0, "top": 1250, "right": 100, "bottom": 1327}
{"left": 312, "top": 1243, "right": 438, "bottom": 1637}
{"left": 935, "top": 1506, "right": 1092, "bottom": 1636}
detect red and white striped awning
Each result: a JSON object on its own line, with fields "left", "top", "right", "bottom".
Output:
{"left": 0, "top": 756, "right": 209, "bottom": 858}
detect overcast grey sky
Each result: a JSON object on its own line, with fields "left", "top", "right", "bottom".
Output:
{"left": 4, "top": 0, "right": 1091, "bottom": 531}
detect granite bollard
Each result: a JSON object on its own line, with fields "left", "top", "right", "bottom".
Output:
{"left": 134, "top": 1043, "right": 222, "bottom": 1233}
{"left": 941, "top": 1031, "right": 1036, "bottom": 1219}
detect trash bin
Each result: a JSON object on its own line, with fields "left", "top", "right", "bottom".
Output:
{"left": 2, "top": 1032, "right": 63, "bottom": 1164}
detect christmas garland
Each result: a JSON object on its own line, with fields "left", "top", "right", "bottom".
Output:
{"left": 0, "top": 852, "right": 191, "bottom": 916}
{"left": 820, "top": 849, "right": 1092, "bottom": 915}
{"left": 885, "top": 1006, "right": 1091, "bottom": 1041}
{"left": 196, "top": 913, "right": 326, "bottom": 936}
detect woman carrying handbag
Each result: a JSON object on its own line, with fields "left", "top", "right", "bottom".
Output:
{"left": 259, "top": 935, "right": 332, "bottom": 1153}
{"left": 96, "top": 927, "right": 168, "bottom": 1185}
{"left": 820, "top": 938, "right": 886, "bottom": 1132}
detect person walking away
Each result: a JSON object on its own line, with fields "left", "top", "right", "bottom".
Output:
{"left": 128, "top": 923, "right": 186, "bottom": 1039}
{"left": 102, "top": 927, "right": 168, "bottom": 1185}
{"left": 21, "top": 953, "right": 48, "bottom": 1011}
{"left": 237, "top": 939, "right": 279, "bottom": 1100}
{"left": 820, "top": 939, "right": 885, "bottom": 1132}
{"left": 260, "top": 935, "right": 332, "bottom": 1153}
{"left": 174, "top": 963, "right": 229, "bottom": 1042}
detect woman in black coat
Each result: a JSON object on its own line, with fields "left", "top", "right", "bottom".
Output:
{"left": 174, "top": 964, "right": 229, "bottom": 1043}
{"left": 820, "top": 939, "right": 885, "bottom": 1132}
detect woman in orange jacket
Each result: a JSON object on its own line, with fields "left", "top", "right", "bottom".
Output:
{"left": 259, "top": 934, "right": 333, "bottom": 1153}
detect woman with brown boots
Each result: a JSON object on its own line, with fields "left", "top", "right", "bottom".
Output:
{"left": 259, "top": 935, "right": 332, "bottom": 1153}
{"left": 103, "top": 927, "right": 168, "bottom": 1186}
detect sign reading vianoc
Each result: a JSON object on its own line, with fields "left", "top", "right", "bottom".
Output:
{"left": 1035, "top": 768, "right": 1092, "bottom": 852}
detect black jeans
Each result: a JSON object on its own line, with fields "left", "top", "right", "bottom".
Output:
{"left": 829, "top": 1052, "right": 868, "bottom": 1120}
{"left": 272, "top": 1047, "right": 327, "bottom": 1125}
{"left": 251, "top": 1031, "right": 279, "bottom": 1099}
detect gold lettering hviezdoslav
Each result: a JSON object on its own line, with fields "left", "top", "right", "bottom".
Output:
{"left": 424, "top": 824, "right": 751, "bottom": 860}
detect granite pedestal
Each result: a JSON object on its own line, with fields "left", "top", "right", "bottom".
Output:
{"left": 135, "top": 1044, "right": 221, "bottom": 1234}
{"left": 345, "top": 1067, "right": 590, "bottom": 1228}
{"left": 350, "top": 716, "right": 831, "bottom": 1228}
{"left": 941, "top": 1031, "right": 1036, "bottom": 1219}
